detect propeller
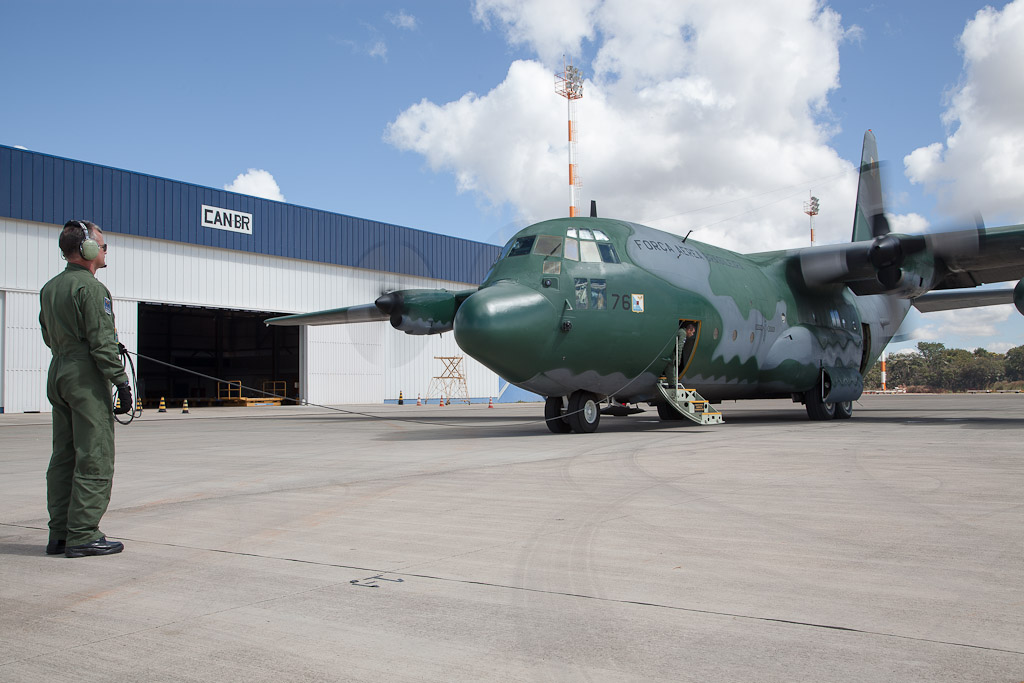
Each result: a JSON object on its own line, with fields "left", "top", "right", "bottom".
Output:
{"left": 374, "top": 291, "right": 405, "bottom": 328}
{"left": 800, "top": 213, "right": 982, "bottom": 292}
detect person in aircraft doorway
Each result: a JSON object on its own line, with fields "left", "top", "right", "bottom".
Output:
{"left": 678, "top": 322, "right": 698, "bottom": 380}
{"left": 39, "top": 220, "right": 132, "bottom": 558}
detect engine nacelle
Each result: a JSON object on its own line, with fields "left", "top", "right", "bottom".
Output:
{"left": 1016, "top": 279, "right": 1024, "bottom": 316}
{"left": 374, "top": 289, "right": 461, "bottom": 335}
{"left": 820, "top": 366, "right": 864, "bottom": 404}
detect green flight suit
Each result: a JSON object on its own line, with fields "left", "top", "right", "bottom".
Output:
{"left": 39, "top": 263, "right": 129, "bottom": 547}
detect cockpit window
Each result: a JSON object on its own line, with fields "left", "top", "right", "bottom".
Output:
{"left": 534, "top": 235, "right": 563, "bottom": 257}
{"left": 564, "top": 238, "right": 580, "bottom": 261}
{"left": 598, "top": 243, "right": 620, "bottom": 264}
{"left": 580, "top": 240, "right": 601, "bottom": 262}
{"left": 507, "top": 235, "right": 536, "bottom": 257}
{"left": 498, "top": 228, "right": 620, "bottom": 269}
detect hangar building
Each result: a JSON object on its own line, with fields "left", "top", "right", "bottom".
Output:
{"left": 0, "top": 144, "right": 503, "bottom": 413}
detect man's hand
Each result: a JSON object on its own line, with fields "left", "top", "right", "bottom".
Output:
{"left": 114, "top": 382, "right": 132, "bottom": 415}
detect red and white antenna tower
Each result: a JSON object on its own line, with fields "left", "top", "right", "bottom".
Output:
{"left": 555, "top": 57, "right": 584, "bottom": 217}
{"left": 803, "top": 192, "right": 820, "bottom": 246}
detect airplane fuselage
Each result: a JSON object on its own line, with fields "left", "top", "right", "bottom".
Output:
{"left": 453, "top": 217, "right": 910, "bottom": 404}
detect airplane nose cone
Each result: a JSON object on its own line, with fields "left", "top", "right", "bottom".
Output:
{"left": 454, "top": 283, "right": 557, "bottom": 382}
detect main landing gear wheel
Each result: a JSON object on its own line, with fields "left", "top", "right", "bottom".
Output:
{"left": 834, "top": 400, "right": 854, "bottom": 419}
{"left": 544, "top": 396, "right": 572, "bottom": 434}
{"left": 656, "top": 403, "right": 685, "bottom": 421}
{"left": 804, "top": 382, "right": 835, "bottom": 421}
{"left": 567, "top": 390, "right": 601, "bottom": 433}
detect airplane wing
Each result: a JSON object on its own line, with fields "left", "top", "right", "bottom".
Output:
{"left": 792, "top": 223, "right": 1024, "bottom": 299}
{"left": 925, "top": 223, "right": 1024, "bottom": 289}
{"left": 265, "top": 288, "right": 478, "bottom": 335}
{"left": 265, "top": 303, "right": 387, "bottom": 326}
{"left": 912, "top": 287, "right": 1016, "bottom": 313}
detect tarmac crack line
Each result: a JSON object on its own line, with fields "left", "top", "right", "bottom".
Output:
{"left": 7, "top": 523, "right": 1018, "bottom": 659}
{"left": 139, "top": 541, "right": 1024, "bottom": 658}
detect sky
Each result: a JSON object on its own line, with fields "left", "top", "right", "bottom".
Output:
{"left": 2, "top": 0, "right": 1022, "bottom": 354}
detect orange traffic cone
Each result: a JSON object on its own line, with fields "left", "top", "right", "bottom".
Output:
{"left": 416, "top": 394, "right": 422, "bottom": 406}
{"left": 488, "top": 397, "right": 494, "bottom": 408}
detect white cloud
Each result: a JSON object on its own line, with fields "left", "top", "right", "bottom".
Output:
{"left": 224, "top": 169, "right": 286, "bottom": 202}
{"left": 904, "top": 0, "right": 1024, "bottom": 224}
{"left": 473, "top": 0, "right": 598, "bottom": 66}
{"left": 387, "top": 11, "right": 417, "bottom": 30}
{"left": 388, "top": 0, "right": 864, "bottom": 252}
{"left": 369, "top": 40, "right": 388, "bottom": 60}
{"left": 887, "top": 212, "right": 930, "bottom": 234}
{"left": 980, "top": 341, "right": 1016, "bottom": 354}
{"left": 914, "top": 305, "right": 1015, "bottom": 339}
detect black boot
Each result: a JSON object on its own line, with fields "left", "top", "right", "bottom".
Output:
{"left": 64, "top": 537, "right": 124, "bottom": 558}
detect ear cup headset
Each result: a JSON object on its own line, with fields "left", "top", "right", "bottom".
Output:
{"left": 78, "top": 221, "right": 101, "bottom": 261}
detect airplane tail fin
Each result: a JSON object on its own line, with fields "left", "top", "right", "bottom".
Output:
{"left": 851, "top": 130, "right": 888, "bottom": 242}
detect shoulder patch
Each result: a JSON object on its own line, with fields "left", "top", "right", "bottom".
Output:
{"left": 104, "top": 297, "right": 113, "bottom": 315}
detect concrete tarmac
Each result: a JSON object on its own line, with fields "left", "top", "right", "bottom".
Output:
{"left": 2, "top": 394, "right": 1023, "bottom": 682}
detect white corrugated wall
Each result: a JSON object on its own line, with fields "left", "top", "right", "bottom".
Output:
{"left": 3, "top": 291, "right": 50, "bottom": 412}
{"left": 1, "top": 218, "right": 500, "bottom": 412}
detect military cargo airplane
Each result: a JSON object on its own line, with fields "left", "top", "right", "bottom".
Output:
{"left": 267, "top": 132, "right": 1024, "bottom": 433}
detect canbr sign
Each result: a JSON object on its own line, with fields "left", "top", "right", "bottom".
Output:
{"left": 201, "top": 205, "right": 252, "bottom": 235}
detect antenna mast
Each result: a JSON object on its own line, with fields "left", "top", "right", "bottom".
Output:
{"left": 803, "top": 192, "right": 820, "bottom": 246}
{"left": 555, "top": 58, "right": 584, "bottom": 217}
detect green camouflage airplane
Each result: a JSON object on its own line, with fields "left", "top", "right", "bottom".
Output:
{"left": 267, "top": 131, "right": 1024, "bottom": 433}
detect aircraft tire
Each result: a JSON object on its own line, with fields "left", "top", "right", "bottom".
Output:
{"left": 834, "top": 400, "right": 854, "bottom": 419}
{"left": 567, "top": 391, "right": 601, "bottom": 433}
{"left": 804, "top": 388, "right": 836, "bottom": 421}
{"left": 544, "top": 397, "right": 572, "bottom": 434}
{"left": 656, "top": 403, "right": 685, "bottom": 420}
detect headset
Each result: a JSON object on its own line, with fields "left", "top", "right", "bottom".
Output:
{"left": 78, "top": 221, "right": 101, "bottom": 261}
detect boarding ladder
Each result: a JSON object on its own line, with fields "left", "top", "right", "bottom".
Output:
{"left": 655, "top": 328, "right": 724, "bottom": 425}
{"left": 656, "top": 380, "right": 724, "bottom": 425}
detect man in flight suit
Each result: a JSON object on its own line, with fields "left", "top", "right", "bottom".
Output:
{"left": 39, "top": 220, "right": 132, "bottom": 558}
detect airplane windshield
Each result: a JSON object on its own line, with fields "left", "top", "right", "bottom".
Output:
{"left": 580, "top": 240, "right": 601, "bottom": 262}
{"left": 534, "top": 235, "right": 563, "bottom": 256}
{"left": 598, "top": 243, "right": 619, "bottom": 263}
{"left": 500, "top": 230, "right": 621, "bottom": 266}
{"left": 506, "top": 235, "right": 536, "bottom": 257}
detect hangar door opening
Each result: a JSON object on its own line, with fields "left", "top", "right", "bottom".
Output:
{"left": 138, "top": 303, "right": 299, "bottom": 407}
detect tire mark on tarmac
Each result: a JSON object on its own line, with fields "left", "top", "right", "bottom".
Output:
{"left": 7, "top": 519, "right": 1019, "bottom": 660}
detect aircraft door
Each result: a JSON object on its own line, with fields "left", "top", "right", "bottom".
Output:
{"left": 675, "top": 320, "right": 701, "bottom": 380}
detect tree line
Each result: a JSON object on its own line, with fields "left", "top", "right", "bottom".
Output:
{"left": 864, "top": 342, "right": 1024, "bottom": 392}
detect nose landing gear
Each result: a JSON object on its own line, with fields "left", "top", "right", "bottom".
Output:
{"left": 544, "top": 390, "right": 601, "bottom": 434}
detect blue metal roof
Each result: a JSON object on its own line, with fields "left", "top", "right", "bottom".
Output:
{"left": 0, "top": 144, "right": 500, "bottom": 284}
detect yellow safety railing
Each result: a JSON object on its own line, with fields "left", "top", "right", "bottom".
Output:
{"left": 262, "top": 380, "right": 287, "bottom": 399}
{"left": 217, "top": 380, "right": 242, "bottom": 400}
